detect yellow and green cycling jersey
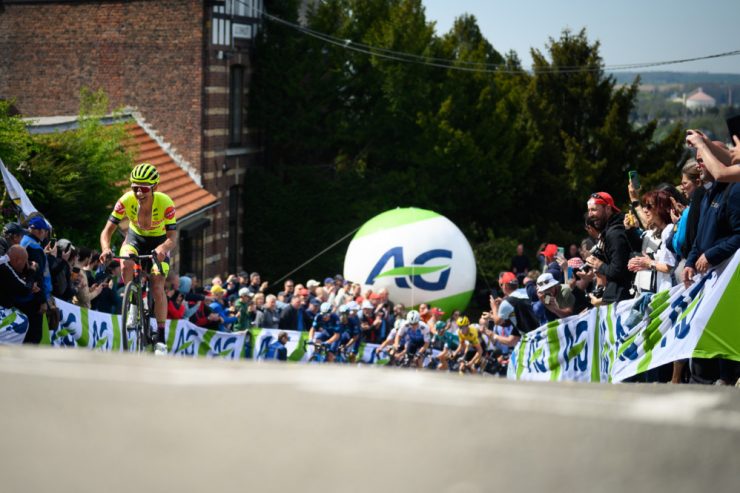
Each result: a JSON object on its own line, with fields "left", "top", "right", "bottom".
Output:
{"left": 109, "top": 191, "right": 177, "bottom": 237}
{"left": 457, "top": 325, "right": 481, "bottom": 347}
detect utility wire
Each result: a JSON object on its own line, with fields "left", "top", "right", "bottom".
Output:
{"left": 272, "top": 225, "right": 361, "bottom": 286}
{"left": 247, "top": 6, "right": 740, "bottom": 74}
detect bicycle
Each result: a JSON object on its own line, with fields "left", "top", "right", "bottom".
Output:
{"left": 114, "top": 253, "right": 163, "bottom": 353}
{"left": 305, "top": 340, "right": 329, "bottom": 363}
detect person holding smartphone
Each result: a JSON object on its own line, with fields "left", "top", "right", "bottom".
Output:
{"left": 685, "top": 128, "right": 740, "bottom": 183}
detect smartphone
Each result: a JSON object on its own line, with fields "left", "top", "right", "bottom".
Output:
{"left": 557, "top": 246, "right": 565, "bottom": 258}
{"left": 628, "top": 170, "right": 640, "bottom": 190}
{"left": 727, "top": 114, "right": 740, "bottom": 141}
{"left": 48, "top": 238, "right": 56, "bottom": 249}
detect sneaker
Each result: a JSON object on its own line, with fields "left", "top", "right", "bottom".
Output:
{"left": 154, "top": 342, "right": 168, "bottom": 356}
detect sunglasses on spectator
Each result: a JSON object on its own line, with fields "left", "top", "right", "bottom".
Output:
{"left": 132, "top": 185, "right": 153, "bottom": 193}
{"left": 643, "top": 203, "right": 654, "bottom": 210}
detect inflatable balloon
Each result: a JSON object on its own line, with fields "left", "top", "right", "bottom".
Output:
{"left": 343, "top": 208, "right": 476, "bottom": 317}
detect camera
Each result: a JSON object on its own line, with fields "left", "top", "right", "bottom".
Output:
{"left": 589, "top": 244, "right": 605, "bottom": 262}
{"left": 591, "top": 285, "right": 605, "bottom": 299}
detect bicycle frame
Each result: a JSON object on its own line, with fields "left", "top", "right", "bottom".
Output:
{"left": 114, "top": 253, "right": 162, "bottom": 353}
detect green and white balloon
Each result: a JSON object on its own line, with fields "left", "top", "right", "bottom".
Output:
{"left": 343, "top": 208, "right": 476, "bottom": 316}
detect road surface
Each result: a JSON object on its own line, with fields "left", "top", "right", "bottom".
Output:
{"left": 1, "top": 346, "right": 738, "bottom": 492}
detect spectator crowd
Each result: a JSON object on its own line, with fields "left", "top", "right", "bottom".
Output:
{"left": 0, "top": 128, "right": 738, "bottom": 385}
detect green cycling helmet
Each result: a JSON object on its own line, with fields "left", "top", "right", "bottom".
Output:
{"left": 130, "top": 163, "right": 160, "bottom": 185}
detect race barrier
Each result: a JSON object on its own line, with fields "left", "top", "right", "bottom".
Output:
{"left": 29, "top": 300, "right": 387, "bottom": 362}
{"left": 508, "top": 250, "right": 740, "bottom": 382}
{"left": 1, "top": 250, "right": 738, "bottom": 381}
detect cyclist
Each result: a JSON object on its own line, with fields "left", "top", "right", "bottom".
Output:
{"left": 394, "top": 310, "right": 431, "bottom": 368}
{"left": 433, "top": 320, "right": 460, "bottom": 371}
{"left": 99, "top": 163, "right": 177, "bottom": 355}
{"left": 451, "top": 316, "right": 484, "bottom": 374}
{"left": 336, "top": 304, "right": 361, "bottom": 362}
{"left": 309, "top": 302, "right": 341, "bottom": 362}
{"left": 374, "top": 323, "right": 401, "bottom": 363}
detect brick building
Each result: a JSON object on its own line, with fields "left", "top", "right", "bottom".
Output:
{"left": 0, "top": 0, "right": 263, "bottom": 280}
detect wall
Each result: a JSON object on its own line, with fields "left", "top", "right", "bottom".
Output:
{"left": 0, "top": 0, "right": 204, "bottom": 167}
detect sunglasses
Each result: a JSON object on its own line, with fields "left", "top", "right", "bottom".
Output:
{"left": 643, "top": 203, "right": 654, "bottom": 210}
{"left": 590, "top": 193, "right": 604, "bottom": 201}
{"left": 132, "top": 185, "right": 153, "bottom": 193}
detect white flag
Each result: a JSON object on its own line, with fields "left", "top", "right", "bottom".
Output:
{"left": 0, "top": 157, "right": 39, "bottom": 220}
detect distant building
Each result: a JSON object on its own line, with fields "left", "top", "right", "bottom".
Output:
{"left": 685, "top": 87, "right": 716, "bottom": 110}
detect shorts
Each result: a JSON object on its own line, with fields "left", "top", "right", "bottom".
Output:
{"left": 405, "top": 340, "right": 424, "bottom": 356}
{"left": 120, "top": 230, "right": 170, "bottom": 276}
{"left": 340, "top": 332, "right": 359, "bottom": 354}
{"left": 463, "top": 348, "right": 478, "bottom": 362}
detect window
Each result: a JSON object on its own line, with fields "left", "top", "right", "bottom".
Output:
{"left": 180, "top": 226, "right": 206, "bottom": 282}
{"left": 229, "top": 65, "right": 244, "bottom": 146}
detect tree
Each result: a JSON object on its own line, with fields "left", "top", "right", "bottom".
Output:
{"left": 2, "top": 89, "right": 134, "bottom": 247}
{"left": 520, "top": 29, "right": 683, "bottom": 241}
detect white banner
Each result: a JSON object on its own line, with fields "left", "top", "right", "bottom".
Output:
{"left": 509, "top": 250, "right": 740, "bottom": 382}
{"left": 0, "top": 157, "right": 41, "bottom": 220}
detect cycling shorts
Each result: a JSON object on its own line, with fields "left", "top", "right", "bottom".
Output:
{"left": 405, "top": 340, "right": 424, "bottom": 356}
{"left": 340, "top": 332, "right": 359, "bottom": 354}
{"left": 120, "top": 230, "right": 170, "bottom": 277}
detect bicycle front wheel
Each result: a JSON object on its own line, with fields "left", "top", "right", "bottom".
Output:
{"left": 121, "top": 282, "right": 144, "bottom": 352}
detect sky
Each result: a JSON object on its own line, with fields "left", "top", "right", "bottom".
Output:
{"left": 422, "top": 0, "right": 740, "bottom": 74}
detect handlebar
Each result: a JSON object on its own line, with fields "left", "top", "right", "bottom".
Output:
{"left": 112, "top": 252, "right": 164, "bottom": 275}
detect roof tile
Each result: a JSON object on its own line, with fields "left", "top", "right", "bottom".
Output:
{"left": 125, "top": 123, "right": 218, "bottom": 221}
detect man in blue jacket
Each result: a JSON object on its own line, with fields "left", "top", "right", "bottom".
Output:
{"left": 682, "top": 166, "right": 740, "bottom": 285}
{"left": 681, "top": 148, "right": 740, "bottom": 385}
{"left": 18, "top": 216, "right": 54, "bottom": 344}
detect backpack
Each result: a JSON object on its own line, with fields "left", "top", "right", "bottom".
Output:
{"left": 505, "top": 295, "right": 540, "bottom": 334}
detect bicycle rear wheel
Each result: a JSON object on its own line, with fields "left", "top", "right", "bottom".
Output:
{"left": 121, "top": 282, "right": 145, "bottom": 352}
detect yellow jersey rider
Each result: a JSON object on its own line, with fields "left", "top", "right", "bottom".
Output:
{"left": 99, "top": 163, "right": 177, "bottom": 354}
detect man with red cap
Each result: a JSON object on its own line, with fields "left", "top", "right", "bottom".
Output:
{"left": 540, "top": 243, "right": 564, "bottom": 283}
{"left": 488, "top": 272, "right": 540, "bottom": 347}
{"left": 585, "top": 191, "right": 633, "bottom": 303}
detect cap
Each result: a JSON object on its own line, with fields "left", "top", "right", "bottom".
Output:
{"left": 369, "top": 292, "right": 382, "bottom": 300}
{"left": 431, "top": 307, "right": 445, "bottom": 316}
{"left": 28, "top": 216, "right": 51, "bottom": 231}
{"left": 334, "top": 274, "right": 344, "bottom": 282}
{"left": 347, "top": 301, "right": 360, "bottom": 311}
{"left": 298, "top": 288, "right": 309, "bottom": 296}
{"left": 306, "top": 279, "right": 320, "bottom": 288}
{"left": 435, "top": 321, "right": 446, "bottom": 330}
{"left": 239, "top": 271, "right": 249, "bottom": 278}
{"left": 543, "top": 244, "right": 558, "bottom": 258}
{"left": 309, "top": 298, "right": 321, "bottom": 307}
{"left": 238, "top": 287, "right": 251, "bottom": 297}
{"left": 589, "top": 191, "right": 621, "bottom": 213}
{"left": 361, "top": 300, "right": 373, "bottom": 310}
{"left": 3, "top": 222, "right": 27, "bottom": 236}
{"left": 210, "top": 285, "right": 225, "bottom": 296}
{"left": 57, "top": 238, "right": 73, "bottom": 252}
{"left": 179, "top": 276, "right": 192, "bottom": 294}
{"left": 536, "top": 273, "right": 560, "bottom": 293}
{"left": 499, "top": 272, "right": 518, "bottom": 285}
{"left": 323, "top": 277, "right": 334, "bottom": 286}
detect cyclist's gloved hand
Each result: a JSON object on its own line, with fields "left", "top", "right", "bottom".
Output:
{"left": 100, "top": 249, "right": 113, "bottom": 263}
